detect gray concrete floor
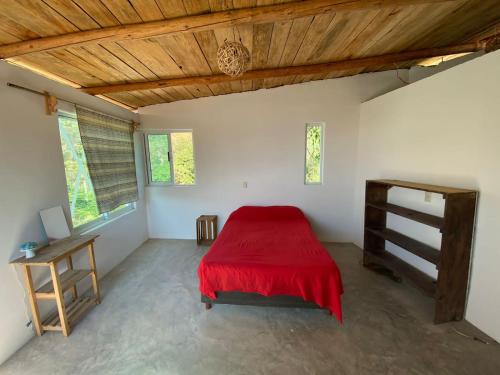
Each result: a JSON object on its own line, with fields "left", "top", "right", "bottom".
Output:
{"left": 1, "top": 240, "right": 499, "bottom": 375}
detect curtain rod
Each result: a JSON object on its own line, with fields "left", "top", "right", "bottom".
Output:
{"left": 7, "top": 82, "right": 136, "bottom": 124}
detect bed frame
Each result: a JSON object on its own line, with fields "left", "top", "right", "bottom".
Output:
{"left": 201, "top": 291, "right": 322, "bottom": 310}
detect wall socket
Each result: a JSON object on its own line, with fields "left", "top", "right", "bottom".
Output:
{"left": 424, "top": 191, "right": 432, "bottom": 202}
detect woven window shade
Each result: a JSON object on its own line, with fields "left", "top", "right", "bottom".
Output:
{"left": 76, "top": 106, "right": 138, "bottom": 214}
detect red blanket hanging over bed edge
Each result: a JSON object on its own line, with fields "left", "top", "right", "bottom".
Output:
{"left": 197, "top": 206, "right": 343, "bottom": 322}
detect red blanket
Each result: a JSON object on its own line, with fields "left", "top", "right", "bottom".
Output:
{"left": 198, "top": 206, "right": 343, "bottom": 321}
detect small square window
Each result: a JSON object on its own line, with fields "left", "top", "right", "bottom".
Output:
{"left": 145, "top": 131, "right": 196, "bottom": 185}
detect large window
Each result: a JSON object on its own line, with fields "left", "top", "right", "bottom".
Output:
{"left": 145, "top": 131, "right": 196, "bottom": 185}
{"left": 304, "top": 123, "right": 324, "bottom": 184}
{"left": 57, "top": 112, "right": 133, "bottom": 230}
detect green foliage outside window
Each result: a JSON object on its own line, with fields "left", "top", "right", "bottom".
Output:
{"left": 171, "top": 132, "right": 195, "bottom": 185}
{"left": 147, "top": 132, "right": 195, "bottom": 185}
{"left": 147, "top": 134, "right": 172, "bottom": 183}
{"left": 58, "top": 115, "right": 100, "bottom": 227}
{"left": 305, "top": 124, "right": 323, "bottom": 184}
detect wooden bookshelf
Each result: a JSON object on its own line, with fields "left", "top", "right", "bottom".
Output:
{"left": 363, "top": 179, "right": 477, "bottom": 324}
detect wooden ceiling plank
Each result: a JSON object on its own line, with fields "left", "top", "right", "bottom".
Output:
{"left": 72, "top": 0, "right": 121, "bottom": 27}
{"left": 99, "top": 0, "right": 143, "bottom": 24}
{"left": 252, "top": 22, "right": 274, "bottom": 89}
{"left": 155, "top": 33, "right": 216, "bottom": 97}
{"left": 62, "top": 47, "right": 129, "bottom": 83}
{"left": 337, "top": 7, "right": 405, "bottom": 59}
{"left": 42, "top": 0, "right": 101, "bottom": 30}
{"left": 0, "top": 0, "right": 78, "bottom": 36}
{"left": 314, "top": 10, "right": 377, "bottom": 62}
{"left": 0, "top": 0, "right": 459, "bottom": 58}
{"left": 412, "top": 0, "right": 500, "bottom": 48}
{"left": 154, "top": 0, "right": 188, "bottom": 18}
{"left": 235, "top": 23, "right": 254, "bottom": 91}
{"left": 181, "top": 0, "right": 228, "bottom": 96}
{"left": 130, "top": 89, "right": 166, "bottom": 106}
{"left": 129, "top": 0, "right": 166, "bottom": 22}
{"left": 13, "top": 52, "right": 105, "bottom": 86}
{"left": 195, "top": 30, "right": 233, "bottom": 95}
{"left": 268, "top": 16, "right": 314, "bottom": 88}
{"left": 182, "top": 0, "right": 211, "bottom": 14}
{"left": 105, "top": 92, "right": 144, "bottom": 108}
{"left": 0, "top": 32, "right": 21, "bottom": 45}
{"left": 291, "top": 14, "right": 336, "bottom": 65}
{"left": 347, "top": 5, "right": 424, "bottom": 58}
{"left": 100, "top": 42, "right": 159, "bottom": 80}
{"left": 263, "top": 20, "right": 292, "bottom": 88}
{"left": 118, "top": 39, "right": 185, "bottom": 78}
{"left": 362, "top": 2, "right": 461, "bottom": 55}
{"left": 150, "top": 88, "right": 175, "bottom": 102}
{"left": 232, "top": 0, "right": 257, "bottom": 8}
{"left": 81, "top": 45, "right": 147, "bottom": 82}
{"left": 209, "top": 0, "right": 235, "bottom": 12}
{"left": 213, "top": 27, "right": 243, "bottom": 92}
{"left": 80, "top": 40, "right": 487, "bottom": 95}
{"left": 0, "top": 14, "right": 41, "bottom": 40}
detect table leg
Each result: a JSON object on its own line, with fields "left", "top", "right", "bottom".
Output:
{"left": 50, "top": 263, "right": 70, "bottom": 336}
{"left": 87, "top": 242, "right": 101, "bottom": 304}
{"left": 21, "top": 265, "right": 43, "bottom": 336}
{"left": 65, "top": 256, "right": 78, "bottom": 301}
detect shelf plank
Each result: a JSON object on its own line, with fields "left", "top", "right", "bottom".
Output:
{"left": 365, "top": 250, "right": 436, "bottom": 297}
{"left": 36, "top": 269, "right": 92, "bottom": 297}
{"left": 367, "top": 202, "right": 443, "bottom": 229}
{"left": 10, "top": 235, "right": 98, "bottom": 265}
{"left": 366, "top": 227, "right": 440, "bottom": 265}
{"left": 42, "top": 296, "right": 97, "bottom": 328}
{"left": 368, "top": 179, "right": 476, "bottom": 195}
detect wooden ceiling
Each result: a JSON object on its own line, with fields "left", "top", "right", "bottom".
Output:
{"left": 1, "top": 0, "right": 499, "bottom": 110}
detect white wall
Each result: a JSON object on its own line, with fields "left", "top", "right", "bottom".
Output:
{"left": 139, "top": 72, "right": 406, "bottom": 242}
{"left": 354, "top": 50, "right": 500, "bottom": 341}
{"left": 0, "top": 61, "right": 148, "bottom": 364}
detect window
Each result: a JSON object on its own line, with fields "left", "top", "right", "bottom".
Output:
{"left": 57, "top": 112, "right": 134, "bottom": 231}
{"left": 304, "top": 123, "right": 324, "bottom": 184}
{"left": 145, "top": 131, "right": 196, "bottom": 185}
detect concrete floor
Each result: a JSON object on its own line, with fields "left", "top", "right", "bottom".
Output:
{"left": 1, "top": 240, "right": 499, "bottom": 375}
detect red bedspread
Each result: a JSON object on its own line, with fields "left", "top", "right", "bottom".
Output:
{"left": 197, "top": 206, "right": 343, "bottom": 321}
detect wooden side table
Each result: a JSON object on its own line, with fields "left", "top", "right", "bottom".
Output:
{"left": 196, "top": 215, "right": 218, "bottom": 245}
{"left": 10, "top": 235, "right": 101, "bottom": 337}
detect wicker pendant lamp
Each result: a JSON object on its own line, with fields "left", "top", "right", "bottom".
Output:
{"left": 217, "top": 39, "right": 250, "bottom": 77}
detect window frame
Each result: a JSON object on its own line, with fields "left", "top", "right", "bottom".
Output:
{"left": 143, "top": 129, "right": 196, "bottom": 186}
{"left": 304, "top": 122, "right": 325, "bottom": 185}
{"left": 57, "top": 109, "right": 136, "bottom": 233}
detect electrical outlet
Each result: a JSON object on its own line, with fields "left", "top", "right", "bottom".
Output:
{"left": 243, "top": 181, "right": 248, "bottom": 188}
{"left": 424, "top": 192, "right": 432, "bottom": 202}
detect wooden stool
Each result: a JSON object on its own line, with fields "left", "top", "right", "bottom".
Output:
{"left": 196, "top": 215, "right": 218, "bottom": 245}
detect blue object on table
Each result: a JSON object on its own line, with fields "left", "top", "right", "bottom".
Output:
{"left": 20, "top": 242, "right": 39, "bottom": 258}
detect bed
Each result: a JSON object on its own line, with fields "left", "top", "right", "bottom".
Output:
{"left": 197, "top": 206, "right": 343, "bottom": 321}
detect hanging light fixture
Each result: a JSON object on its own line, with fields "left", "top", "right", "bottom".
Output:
{"left": 217, "top": 39, "right": 250, "bottom": 77}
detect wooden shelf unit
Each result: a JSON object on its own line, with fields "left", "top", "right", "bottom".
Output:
{"left": 363, "top": 179, "right": 477, "bottom": 324}
{"left": 10, "top": 235, "right": 101, "bottom": 336}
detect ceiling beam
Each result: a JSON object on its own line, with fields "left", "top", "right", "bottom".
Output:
{"left": 0, "top": 0, "right": 456, "bottom": 59}
{"left": 80, "top": 40, "right": 490, "bottom": 95}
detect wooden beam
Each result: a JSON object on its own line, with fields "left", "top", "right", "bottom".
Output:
{"left": 80, "top": 41, "right": 486, "bottom": 95}
{"left": 0, "top": 0, "right": 456, "bottom": 59}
